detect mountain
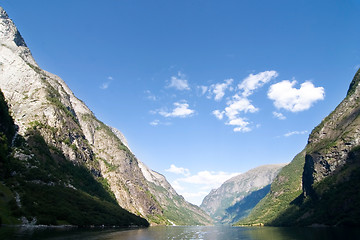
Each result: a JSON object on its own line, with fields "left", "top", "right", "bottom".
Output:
{"left": 0, "top": 6, "right": 211, "bottom": 226}
{"left": 200, "top": 164, "right": 286, "bottom": 224}
{"left": 237, "top": 68, "right": 360, "bottom": 227}
{"left": 0, "top": 89, "right": 149, "bottom": 227}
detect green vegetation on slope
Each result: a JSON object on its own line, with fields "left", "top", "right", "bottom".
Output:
{"left": 236, "top": 151, "right": 305, "bottom": 226}
{"left": 0, "top": 89, "right": 148, "bottom": 227}
{"left": 265, "top": 147, "right": 360, "bottom": 227}
{"left": 224, "top": 185, "right": 271, "bottom": 224}
{"left": 147, "top": 182, "right": 212, "bottom": 225}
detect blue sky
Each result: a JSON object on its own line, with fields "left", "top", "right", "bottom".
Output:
{"left": 2, "top": 0, "right": 360, "bottom": 205}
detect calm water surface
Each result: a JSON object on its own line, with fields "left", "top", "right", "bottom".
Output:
{"left": 1, "top": 225, "right": 359, "bottom": 240}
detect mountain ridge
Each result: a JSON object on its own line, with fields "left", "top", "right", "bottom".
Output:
{"left": 0, "top": 6, "right": 212, "bottom": 226}
{"left": 201, "top": 163, "right": 286, "bottom": 224}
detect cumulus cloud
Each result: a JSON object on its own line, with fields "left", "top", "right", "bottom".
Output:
{"left": 225, "top": 95, "right": 258, "bottom": 119}
{"left": 268, "top": 80, "right": 325, "bottom": 112}
{"left": 215, "top": 95, "right": 257, "bottom": 132}
{"left": 226, "top": 117, "right": 251, "bottom": 132}
{"left": 211, "top": 94, "right": 258, "bottom": 132}
{"left": 210, "top": 79, "right": 234, "bottom": 101}
{"left": 284, "top": 130, "right": 308, "bottom": 137}
{"left": 167, "top": 72, "right": 190, "bottom": 91}
{"left": 273, "top": 111, "right": 286, "bottom": 120}
{"left": 212, "top": 110, "right": 224, "bottom": 120}
{"left": 166, "top": 164, "right": 190, "bottom": 176}
{"left": 158, "top": 101, "right": 195, "bottom": 118}
{"left": 239, "top": 70, "right": 278, "bottom": 97}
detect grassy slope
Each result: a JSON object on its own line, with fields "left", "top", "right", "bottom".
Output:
{"left": 236, "top": 151, "right": 305, "bottom": 226}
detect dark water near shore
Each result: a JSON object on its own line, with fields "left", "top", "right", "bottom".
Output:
{"left": 1, "top": 225, "right": 359, "bottom": 240}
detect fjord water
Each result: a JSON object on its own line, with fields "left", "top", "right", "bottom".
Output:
{"left": 1, "top": 226, "right": 359, "bottom": 240}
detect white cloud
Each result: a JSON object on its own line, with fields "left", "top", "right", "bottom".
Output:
{"left": 198, "top": 86, "right": 208, "bottom": 95}
{"left": 268, "top": 80, "right": 325, "bottom": 112}
{"left": 145, "top": 90, "right": 157, "bottom": 101}
{"left": 239, "top": 70, "right": 278, "bottom": 97}
{"left": 166, "top": 164, "right": 190, "bottom": 176}
{"left": 226, "top": 117, "right": 251, "bottom": 132}
{"left": 178, "top": 170, "right": 240, "bottom": 189}
{"left": 284, "top": 130, "right": 308, "bottom": 137}
{"left": 212, "top": 110, "right": 224, "bottom": 120}
{"left": 149, "top": 119, "right": 160, "bottom": 126}
{"left": 212, "top": 94, "right": 258, "bottom": 132}
{"left": 211, "top": 78, "right": 233, "bottom": 101}
{"left": 171, "top": 180, "right": 185, "bottom": 192}
{"left": 224, "top": 95, "right": 258, "bottom": 120}
{"left": 273, "top": 111, "right": 286, "bottom": 120}
{"left": 167, "top": 167, "right": 240, "bottom": 205}
{"left": 158, "top": 101, "right": 195, "bottom": 118}
{"left": 167, "top": 72, "right": 190, "bottom": 91}
{"left": 100, "top": 76, "right": 114, "bottom": 90}
{"left": 100, "top": 82, "right": 110, "bottom": 89}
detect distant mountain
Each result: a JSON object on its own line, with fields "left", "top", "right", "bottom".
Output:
{"left": 237, "top": 68, "right": 360, "bottom": 227}
{"left": 0, "top": 6, "right": 211, "bottom": 226}
{"left": 200, "top": 164, "right": 286, "bottom": 224}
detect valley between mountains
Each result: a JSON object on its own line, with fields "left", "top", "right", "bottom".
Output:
{"left": 1, "top": 5, "right": 360, "bottom": 227}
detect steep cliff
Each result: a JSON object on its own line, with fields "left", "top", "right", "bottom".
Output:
{"left": 0, "top": 88, "right": 149, "bottom": 226}
{"left": 237, "top": 69, "right": 360, "bottom": 226}
{"left": 0, "top": 6, "right": 211, "bottom": 226}
{"left": 200, "top": 164, "right": 285, "bottom": 224}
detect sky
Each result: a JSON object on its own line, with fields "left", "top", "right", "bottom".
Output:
{"left": 2, "top": 0, "right": 360, "bottom": 206}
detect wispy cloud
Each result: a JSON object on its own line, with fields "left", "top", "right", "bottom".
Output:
{"left": 198, "top": 86, "right": 208, "bottom": 96}
{"left": 268, "top": 80, "right": 325, "bottom": 112}
{"left": 149, "top": 119, "right": 160, "bottom": 126}
{"left": 166, "top": 164, "right": 190, "bottom": 176}
{"left": 149, "top": 119, "right": 171, "bottom": 126}
{"left": 284, "top": 130, "right": 308, "bottom": 137}
{"left": 273, "top": 111, "right": 286, "bottom": 120}
{"left": 158, "top": 101, "right": 195, "bottom": 118}
{"left": 100, "top": 76, "right": 114, "bottom": 90}
{"left": 145, "top": 90, "right": 158, "bottom": 101}
{"left": 238, "top": 70, "right": 278, "bottom": 97}
{"left": 167, "top": 72, "right": 190, "bottom": 91}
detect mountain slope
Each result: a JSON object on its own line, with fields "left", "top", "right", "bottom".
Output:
{"left": 0, "top": 89, "right": 149, "bottom": 226}
{"left": 237, "top": 68, "right": 360, "bottom": 226}
{"left": 200, "top": 164, "right": 286, "bottom": 224}
{"left": 0, "top": 6, "right": 211, "bottom": 226}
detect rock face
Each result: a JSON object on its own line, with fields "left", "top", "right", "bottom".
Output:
{"left": 304, "top": 68, "right": 360, "bottom": 197}
{"left": 0, "top": 6, "right": 211, "bottom": 226}
{"left": 200, "top": 164, "right": 286, "bottom": 224}
{"left": 238, "top": 69, "right": 360, "bottom": 227}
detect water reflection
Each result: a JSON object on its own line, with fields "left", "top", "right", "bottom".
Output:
{"left": 1, "top": 225, "right": 359, "bottom": 240}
